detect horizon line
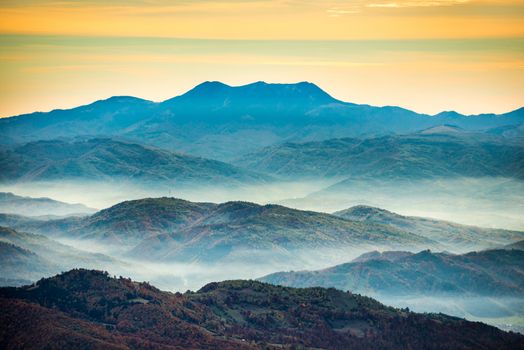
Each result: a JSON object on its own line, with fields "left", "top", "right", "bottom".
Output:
{"left": 2, "top": 80, "right": 522, "bottom": 120}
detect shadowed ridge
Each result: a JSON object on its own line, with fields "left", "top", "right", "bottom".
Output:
{"left": 163, "top": 80, "right": 338, "bottom": 106}
{"left": 334, "top": 205, "right": 396, "bottom": 221}
{"left": 2, "top": 269, "right": 523, "bottom": 350}
{"left": 173, "top": 80, "right": 231, "bottom": 99}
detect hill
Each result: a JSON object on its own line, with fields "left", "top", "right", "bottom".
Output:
{"left": 235, "top": 133, "right": 524, "bottom": 180}
{"left": 0, "top": 269, "right": 522, "bottom": 350}
{"left": 260, "top": 249, "right": 524, "bottom": 297}
{"left": 128, "top": 200, "right": 434, "bottom": 262}
{"left": 2, "top": 198, "right": 522, "bottom": 264}
{"left": 1, "top": 81, "right": 522, "bottom": 160}
{"left": 70, "top": 197, "right": 216, "bottom": 244}
{"left": 0, "top": 192, "right": 96, "bottom": 217}
{"left": 0, "top": 226, "right": 119, "bottom": 283}
{"left": 0, "top": 198, "right": 439, "bottom": 263}
{"left": 259, "top": 248, "right": 524, "bottom": 332}
{"left": 0, "top": 138, "right": 268, "bottom": 185}
{"left": 333, "top": 205, "right": 524, "bottom": 250}
{"left": 0, "top": 241, "right": 57, "bottom": 283}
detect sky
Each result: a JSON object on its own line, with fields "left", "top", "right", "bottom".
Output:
{"left": 0, "top": 0, "right": 523, "bottom": 117}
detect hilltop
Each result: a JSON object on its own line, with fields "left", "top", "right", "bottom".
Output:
{"left": 1, "top": 269, "right": 522, "bottom": 349}
{"left": 0, "top": 198, "right": 435, "bottom": 263}
{"left": 333, "top": 205, "right": 524, "bottom": 250}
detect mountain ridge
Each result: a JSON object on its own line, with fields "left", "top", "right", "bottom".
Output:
{"left": 1, "top": 198, "right": 522, "bottom": 265}
{"left": 332, "top": 205, "right": 524, "bottom": 250}
{"left": 0, "top": 197, "right": 439, "bottom": 263}
{"left": 0, "top": 138, "right": 270, "bottom": 185}
{"left": 1, "top": 269, "right": 522, "bottom": 350}
{"left": 235, "top": 132, "right": 524, "bottom": 180}
{"left": 2, "top": 81, "right": 522, "bottom": 160}
{"left": 259, "top": 248, "right": 524, "bottom": 297}
{"left": 0, "top": 192, "right": 97, "bottom": 217}
{"left": 4, "top": 81, "right": 524, "bottom": 120}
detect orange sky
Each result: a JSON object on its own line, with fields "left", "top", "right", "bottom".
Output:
{"left": 0, "top": 0, "right": 523, "bottom": 116}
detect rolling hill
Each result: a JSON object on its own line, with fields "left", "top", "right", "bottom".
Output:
{"left": 0, "top": 241, "right": 57, "bottom": 284}
{"left": 333, "top": 205, "right": 524, "bottom": 250}
{"left": 1, "top": 81, "right": 522, "bottom": 160}
{"left": 0, "top": 226, "right": 119, "bottom": 283}
{"left": 0, "top": 198, "right": 436, "bottom": 263}
{"left": 0, "top": 138, "right": 268, "bottom": 185}
{"left": 1, "top": 198, "right": 522, "bottom": 265}
{"left": 260, "top": 249, "right": 524, "bottom": 297}
{"left": 0, "top": 192, "right": 96, "bottom": 217}
{"left": 126, "top": 200, "right": 434, "bottom": 262}
{"left": 0, "top": 269, "right": 522, "bottom": 350}
{"left": 235, "top": 132, "right": 524, "bottom": 180}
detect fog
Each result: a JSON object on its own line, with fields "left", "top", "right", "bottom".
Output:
{"left": 376, "top": 295, "right": 524, "bottom": 334}
{"left": 0, "top": 178, "right": 339, "bottom": 211}
{"left": 29, "top": 236, "right": 524, "bottom": 334}
{"left": 1, "top": 176, "right": 522, "bottom": 230}
{"left": 279, "top": 177, "right": 524, "bottom": 231}
{"left": 56, "top": 236, "right": 374, "bottom": 292}
{"left": 2, "top": 176, "right": 523, "bottom": 334}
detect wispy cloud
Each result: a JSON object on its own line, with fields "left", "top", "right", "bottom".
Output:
{"left": 324, "top": 0, "right": 472, "bottom": 17}
{"left": 326, "top": 7, "right": 361, "bottom": 17}
{"left": 367, "top": 0, "right": 470, "bottom": 8}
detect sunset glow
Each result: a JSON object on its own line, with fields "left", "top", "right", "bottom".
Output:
{"left": 1, "top": 0, "right": 523, "bottom": 116}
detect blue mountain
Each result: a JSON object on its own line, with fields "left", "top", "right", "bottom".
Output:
{"left": 1, "top": 82, "right": 522, "bottom": 160}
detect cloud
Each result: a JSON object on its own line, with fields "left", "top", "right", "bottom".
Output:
{"left": 324, "top": 0, "right": 471, "bottom": 16}
{"left": 326, "top": 7, "right": 361, "bottom": 17}
{"left": 367, "top": 0, "right": 470, "bottom": 8}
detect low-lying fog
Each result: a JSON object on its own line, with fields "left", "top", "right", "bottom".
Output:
{"left": 377, "top": 295, "right": 524, "bottom": 334}
{"left": 2, "top": 176, "right": 523, "bottom": 333}
{"left": 57, "top": 237, "right": 371, "bottom": 292}
{"left": 1, "top": 176, "right": 522, "bottom": 230}
{"left": 0, "top": 178, "right": 338, "bottom": 211}
{"left": 32, "top": 236, "right": 524, "bottom": 334}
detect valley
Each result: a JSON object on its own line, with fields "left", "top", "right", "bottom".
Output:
{"left": 1, "top": 81, "right": 523, "bottom": 347}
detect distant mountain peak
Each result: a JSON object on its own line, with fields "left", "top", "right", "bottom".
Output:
{"left": 334, "top": 205, "right": 395, "bottom": 219}
{"left": 419, "top": 124, "right": 463, "bottom": 135}
{"left": 91, "top": 95, "right": 152, "bottom": 106}
{"left": 434, "top": 110, "right": 463, "bottom": 118}
{"left": 170, "top": 80, "right": 337, "bottom": 104}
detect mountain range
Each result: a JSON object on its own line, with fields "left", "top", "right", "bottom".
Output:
{"left": 332, "top": 205, "right": 524, "bottom": 251}
{"left": 0, "top": 138, "right": 268, "bottom": 186}
{"left": 1, "top": 81, "right": 522, "bottom": 161}
{"left": 0, "top": 198, "right": 522, "bottom": 266}
{"left": 0, "top": 198, "right": 436, "bottom": 264}
{"left": 0, "top": 192, "right": 96, "bottom": 217}
{"left": 1, "top": 80, "right": 523, "bottom": 343}
{"left": 260, "top": 249, "right": 524, "bottom": 298}
{"left": 235, "top": 131, "right": 524, "bottom": 180}
{"left": 0, "top": 226, "right": 118, "bottom": 285}
{"left": 1, "top": 269, "right": 522, "bottom": 350}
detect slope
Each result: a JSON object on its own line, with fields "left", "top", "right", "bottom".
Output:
{"left": 0, "top": 269, "right": 522, "bottom": 350}
{"left": 0, "top": 192, "right": 96, "bottom": 217}
{"left": 235, "top": 132, "right": 524, "bottom": 180}
{"left": 1, "top": 81, "right": 522, "bottom": 160}
{"left": 260, "top": 249, "right": 524, "bottom": 297}
{"left": 333, "top": 205, "right": 524, "bottom": 250}
{"left": 0, "top": 138, "right": 268, "bottom": 185}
